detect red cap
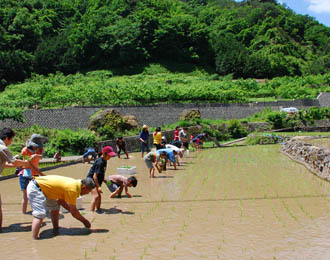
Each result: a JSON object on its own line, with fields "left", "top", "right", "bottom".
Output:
{"left": 102, "top": 146, "right": 116, "bottom": 157}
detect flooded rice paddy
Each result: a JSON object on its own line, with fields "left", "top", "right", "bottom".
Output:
{"left": 302, "top": 138, "right": 330, "bottom": 149}
{"left": 0, "top": 145, "right": 329, "bottom": 260}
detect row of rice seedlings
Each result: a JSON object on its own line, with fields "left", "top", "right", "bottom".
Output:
{"left": 169, "top": 151, "right": 205, "bottom": 255}
{"left": 174, "top": 149, "right": 199, "bottom": 198}
{"left": 291, "top": 160, "right": 330, "bottom": 219}
{"left": 205, "top": 151, "right": 220, "bottom": 222}
{"left": 171, "top": 203, "right": 194, "bottom": 258}
{"left": 181, "top": 154, "right": 205, "bottom": 198}
{"left": 135, "top": 150, "right": 205, "bottom": 258}
{"left": 269, "top": 149, "right": 308, "bottom": 224}
{"left": 246, "top": 146, "right": 290, "bottom": 230}
{"left": 214, "top": 149, "right": 233, "bottom": 256}
{"left": 217, "top": 148, "right": 232, "bottom": 201}
{"left": 248, "top": 148, "right": 294, "bottom": 255}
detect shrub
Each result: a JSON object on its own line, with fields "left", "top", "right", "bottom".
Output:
{"left": 227, "top": 119, "right": 248, "bottom": 138}
{"left": 266, "top": 111, "right": 286, "bottom": 129}
{"left": 246, "top": 134, "right": 280, "bottom": 145}
{"left": 97, "top": 126, "right": 116, "bottom": 141}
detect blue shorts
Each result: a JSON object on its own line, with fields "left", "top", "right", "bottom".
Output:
{"left": 19, "top": 175, "right": 31, "bottom": 190}
{"left": 83, "top": 150, "right": 96, "bottom": 159}
{"left": 106, "top": 182, "right": 119, "bottom": 193}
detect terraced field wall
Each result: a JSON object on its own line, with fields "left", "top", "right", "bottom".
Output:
{"left": 282, "top": 137, "right": 330, "bottom": 181}
{"left": 0, "top": 98, "right": 321, "bottom": 130}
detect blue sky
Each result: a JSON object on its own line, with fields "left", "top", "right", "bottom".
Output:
{"left": 235, "top": 0, "right": 330, "bottom": 27}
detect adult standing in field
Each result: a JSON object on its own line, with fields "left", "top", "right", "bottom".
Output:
{"left": 0, "top": 128, "right": 35, "bottom": 230}
{"left": 27, "top": 175, "right": 96, "bottom": 239}
{"left": 173, "top": 126, "right": 180, "bottom": 141}
{"left": 179, "top": 127, "right": 189, "bottom": 151}
{"left": 139, "top": 125, "right": 150, "bottom": 158}
{"left": 153, "top": 127, "right": 162, "bottom": 150}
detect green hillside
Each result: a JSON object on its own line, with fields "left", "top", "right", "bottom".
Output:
{"left": 1, "top": 0, "right": 329, "bottom": 88}
{"left": 0, "top": 68, "right": 329, "bottom": 111}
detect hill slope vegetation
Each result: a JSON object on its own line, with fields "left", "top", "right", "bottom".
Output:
{"left": 1, "top": 0, "right": 329, "bottom": 88}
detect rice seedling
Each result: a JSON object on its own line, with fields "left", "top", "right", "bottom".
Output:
{"left": 280, "top": 199, "right": 297, "bottom": 221}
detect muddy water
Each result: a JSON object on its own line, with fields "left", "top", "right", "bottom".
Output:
{"left": 0, "top": 145, "right": 329, "bottom": 260}
{"left": 303, "top": 138, "right": 330, "bottom": 149}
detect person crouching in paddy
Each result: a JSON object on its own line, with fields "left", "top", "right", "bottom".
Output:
{"left": 27, "top": 175, "right": 96, "bottom": 239}
{"left": 86, "top": 146, "right": 116, "bottom": 213}
{"left": 106, "top": 175, "right": 137, "bottom": 198}
{"left": 143, "top": 151, "right": 167, "bottom": 178}
{"left": 156, "top": 148, "right": 178, "bottom": 170}
{"left": 165, "top": 143, "right": 184, "bottom": 166}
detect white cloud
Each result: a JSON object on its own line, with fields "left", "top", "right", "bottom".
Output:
{"left": 307, "top": 0, "right": 330, "bottom": 13}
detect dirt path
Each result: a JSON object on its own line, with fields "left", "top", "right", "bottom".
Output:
{"left": 0, "top": 146, "right": 329, "bottom": 260}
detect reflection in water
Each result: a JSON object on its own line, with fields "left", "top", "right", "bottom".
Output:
{"left": 0, "top": 146, "right": 329, "bottom": 260}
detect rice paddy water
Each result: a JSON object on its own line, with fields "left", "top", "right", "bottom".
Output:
{"left": 0, "top": 144, "right": 329, "bottom": 259}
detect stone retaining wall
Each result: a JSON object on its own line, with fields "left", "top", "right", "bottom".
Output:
{"left": 0, "top": 98, "right": 320, "bottom": 130}
{"left": 281, "top": 137, "right": 330, "bottom": 181}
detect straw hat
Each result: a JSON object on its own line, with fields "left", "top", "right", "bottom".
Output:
{"left": 143, "top": 125, "right": 148, "bottom": 129}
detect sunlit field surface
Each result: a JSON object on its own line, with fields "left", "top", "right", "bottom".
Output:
{"left": 0, "top": 145, "right": 329, "bottom": 260}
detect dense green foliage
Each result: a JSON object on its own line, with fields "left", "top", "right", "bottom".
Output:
{"left": 1, "top": 69, "right": 329, "bottom": 109}
{"left": 265, "top": 106, "right": 330, "bottom": 129}
{"left": 1, "top": 0, "right": 329, "bottom": 88}
{"left": 0, "top": 107, "right": 24, "bottom": 122}
{"left": 10, "top": 125, "right": 97, "bottom": 157}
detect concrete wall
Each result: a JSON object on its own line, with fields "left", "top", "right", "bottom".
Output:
{"left": 317, "top": 92, "right": 330, "bottom": 107}
{"left": 0, "top": 98, "right": 321, "bottom": 130}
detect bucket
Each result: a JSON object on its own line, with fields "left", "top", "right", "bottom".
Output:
{"left": 60, "top": 196, "right": 83, "bottom": 213}
{"left": 76, "top": 196, "right": 83, "bottom": 210}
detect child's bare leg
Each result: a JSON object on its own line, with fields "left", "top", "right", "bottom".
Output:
{"left": 22, "top": 189, "right": 28, "bottom": 214}
{"left": 90, "top": 188, "right": 101, "bottom": 211}
{"left": 149, "top": 168, "right": 155, "bottom": 178}
{"left": 117, "top": 186, "right": 124, "bottom": 197}
{"left": 96, "top": 194, "right": 101, "bottom": 210}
